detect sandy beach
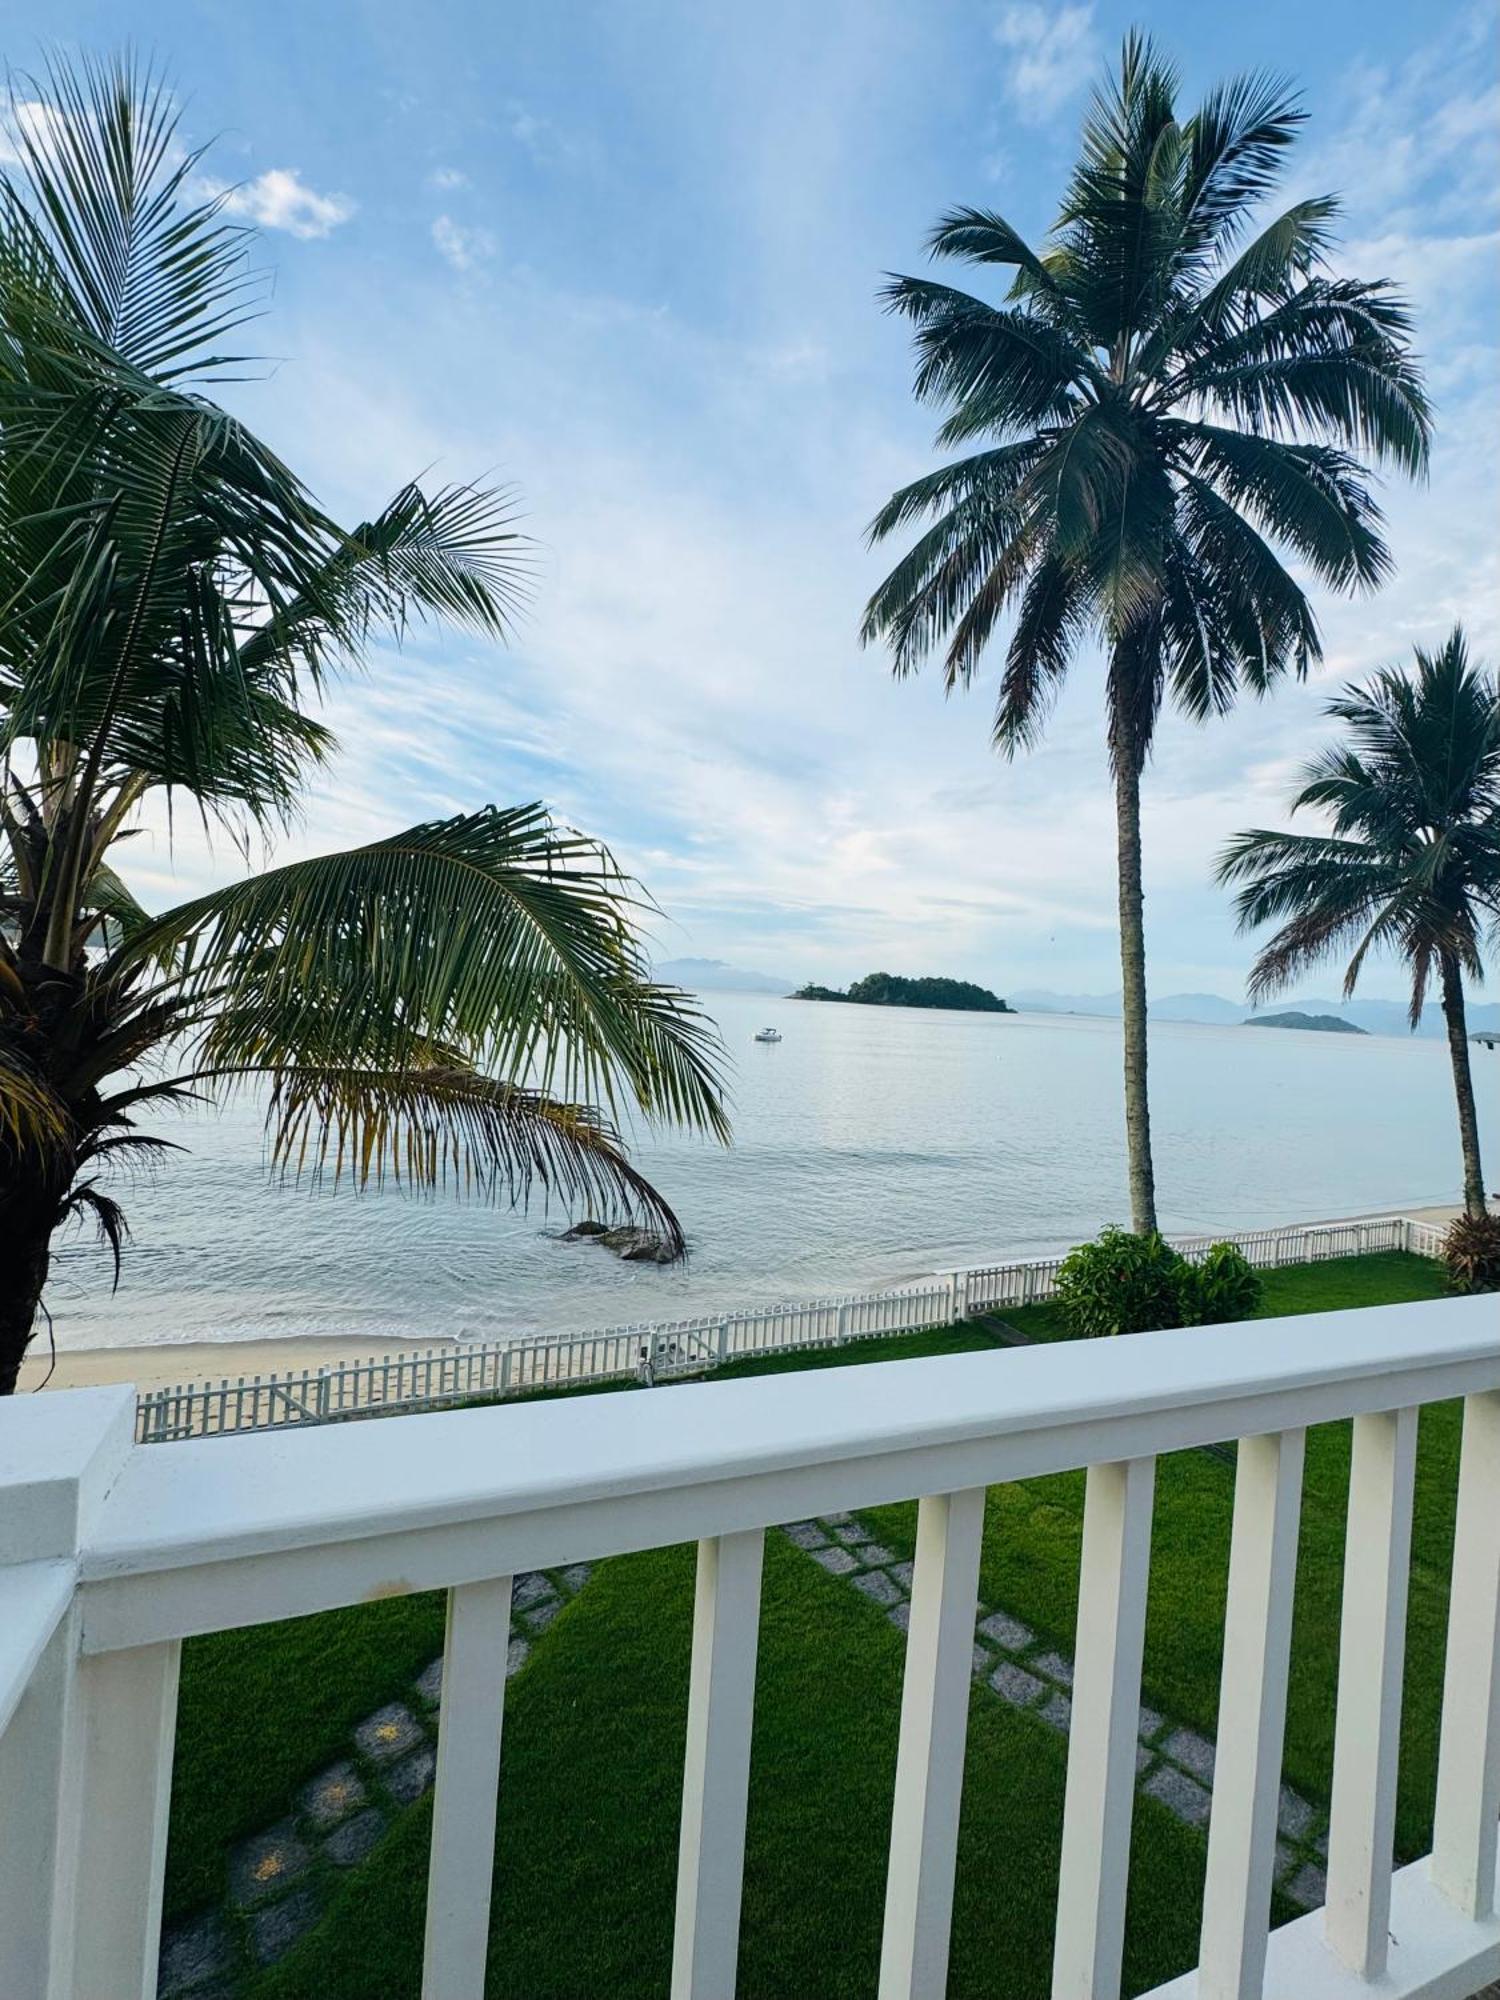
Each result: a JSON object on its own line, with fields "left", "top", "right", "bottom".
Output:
{"left": 14, "top": 1202, "right": 1462, "bottom": 1397}
{"left": 15, "top": 1331, "right": 457, "bottom": 1395}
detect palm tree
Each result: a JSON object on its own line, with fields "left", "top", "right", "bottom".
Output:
{"left": 861, "top": 34, "right": 1429, "bottom": 1231}
{"left": 0, "top": 56, "right": 727, "bottom": 1392}
{"left": 1218, "top": 630, "right": 1499, "bottom": 1218}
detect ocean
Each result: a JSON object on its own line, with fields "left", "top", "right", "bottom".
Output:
{"left": 45, "top": 992, "right": 1493, "bottom": 1353}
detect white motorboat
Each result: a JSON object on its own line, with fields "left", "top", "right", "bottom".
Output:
{"left": 753, "top": 1026, "right": 782, "bottom": 1043}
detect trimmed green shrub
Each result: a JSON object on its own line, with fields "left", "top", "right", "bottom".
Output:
{"left": 1441, "top": 1212, "right": 1500, "bottom": 1295}
{"left": 1053, "top": 1226, "right": 1189, "bottom": 1338}
{"left": 1180, "top": 1241, "right": 1263, "bottom": 1326}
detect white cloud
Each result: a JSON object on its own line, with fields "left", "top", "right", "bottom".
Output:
{"left": 213, "top": 168, "right": 355, "bottom": 239}
{"left": 427, "top": 166, "right": 469, "bottom": 191}
{"left": 431, "top": 213, "right": 497, "bottom": 272}
{"left": 0, "top": 98, "right": 68, "bottom": 168}
{"left": 992, "top": 3, "right": 1099, "bottom": 125}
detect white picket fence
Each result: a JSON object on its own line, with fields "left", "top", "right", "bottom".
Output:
{"left": 132, "top": 1214, "right": 1445, "bottom": 1443}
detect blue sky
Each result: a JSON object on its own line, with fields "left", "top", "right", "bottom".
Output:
{"left": 10, "top": 0, "right": 1499, "bottom": 998}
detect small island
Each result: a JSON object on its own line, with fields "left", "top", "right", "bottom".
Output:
{"left": 1244, "top": 1011, "right": 1367, "bottom": 1035}
{"left": 790, "top": 972, "right": 1012, "bottom": 1013}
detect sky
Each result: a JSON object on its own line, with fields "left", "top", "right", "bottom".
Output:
{"left": 7, "top": 0, "right": 1498, "bottom": 1000}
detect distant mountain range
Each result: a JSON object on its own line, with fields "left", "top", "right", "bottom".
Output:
{"left": 1009, "top": 988, "right": 1500, "bottom": 1039}
{"left": 652, "top": 957, "right": 794, "bottom": 995}
{"left": 651, "top": 962, "right": 1500, "bottom": 1038}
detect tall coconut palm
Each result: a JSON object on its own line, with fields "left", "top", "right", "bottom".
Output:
{"left": 0, "top": 55, "right": 727, "bottom": 1391}
{"left": 861, "top": 34, "right": 1429, "bottom": 1231}
{"left": 1218, "top": 630, "right": 1499, "bottom": 1218}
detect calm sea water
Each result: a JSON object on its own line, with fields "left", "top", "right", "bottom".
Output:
{"left": 47, "top": 993, "right": 1495, "bottom": 1352}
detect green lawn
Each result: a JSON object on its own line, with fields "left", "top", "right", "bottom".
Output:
{"left": 164, "top": 1249, "right": 1454, "bottom": 1991}
{"left": 249, "top": 1537, "right": 1232, "bottom": 2000}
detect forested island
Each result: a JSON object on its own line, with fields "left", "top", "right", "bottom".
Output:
{"left": 1244, "top": 1011, "right": 1367, "bottom": 1035}
{"left": 790, "top": 972, "right": 1012, "bottom": 1013}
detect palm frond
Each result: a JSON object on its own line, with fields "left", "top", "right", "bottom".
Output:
{"left": 878, "top": 276, "right": 1093, "bottom": 439}
{"left": 1, "top": 51, "right": 262, "bottom": 381}
{"left": 993, "top": 551, "right": 1087, "bottom": 753}
{"left": 262, "top": 1064, "right": 688, "bottom": 1253}
{"left": 115, "top": 804, "right": 730, "bottom": 1139}
{"left": 237, "top": 479, "right": 536, "bottom": 677}
{"left": 1171, "top": 422, "right": 1390, "bottom": 590}
{"left": 0, "top": 1043, "right": 69, "bottom": 1158}
{"left": 1178, "top": 71, "right": 1306, "bottom": 260}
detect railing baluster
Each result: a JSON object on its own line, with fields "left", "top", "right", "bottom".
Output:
{"left": 672, "top": 1529, "right": 766, "bottom": 2000}
{"left": 1324, "top": 1406, "right": 1417, "bottom": 1975}
{"left": 1432, "top": 1389, "right": 1500, "bottom": 1919}
{"left": 1052, "top": 1456, "right": 1157, "bottom": 2000}
{"left": 422, "top": 1577, "right": 514, "bottom": 1999}
{"left": 57, "top": 1639, "right": 182, "bottom": 2000}
{"left": 879, "top": 1486, "right": 986, "bottom": 2000}
{"left": 1197, "top": 1428, "right": 1305, "bottom": 2000}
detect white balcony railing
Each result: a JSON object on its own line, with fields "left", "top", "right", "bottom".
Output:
{"left": 2, "top": 1294, "right": 1498, "bottom": 2000}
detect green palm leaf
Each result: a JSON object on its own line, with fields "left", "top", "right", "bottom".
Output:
{"left": 262, "top": 1066, "right": 690, "bottom": 1253}
{"left": 118, "top": 804, "right": 729, "bottom": 1138}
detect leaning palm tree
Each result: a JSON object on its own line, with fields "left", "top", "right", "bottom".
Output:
{"left": 1218, "top": 630, "right": 1499, "bottom": 1218}
{"left": 862, "top": 34, "right": 1428, "bottom": 1231}
{"left": 0, "top": 56, "right": 727, "bottom": 1391}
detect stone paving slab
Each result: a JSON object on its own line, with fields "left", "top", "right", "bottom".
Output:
{"left": 229, "top": 1823, "right": 311, "bottom": 1910}
{"left": 783, "top": 1521, "right": 827, "bottom": 1550}
{"left": 852, "top": 1569, "right": 904, "bottom": 1607}
{"left": 1162, "top": 1726, "right": 1214, "bottom": 1783}
{"left": 385, "top": 1744, "right": 437, "bottom": 1804}
{"left": 297, "top": 1762, "right": 365, "bottom": 1831}
{"left": 1145, "top": 1764, "right": 1212, "bottom": 1827}
{"left": 978, "top": 1609, "right": 1033, "bottom": 1652}
{"left": 782, "top": 1508, "right": 1334, "bottom": 1905}
{"left": 323, "top": 1806, "right": 387, "bottom": 1868}
{"left": 158, "top": 1911, "right": 233, "bottom": 1997}
{"left": 1037, "top": 1691, "right": 1071, "bottom": 1734}
{"left": 247, "top": 1884, "right": 321, "bottom": 1966}
{"left": 353, "top": 1703, "right": 423, "bottom": 1764}
{"left": 989, "top": 1660, "right": 1045, "bottom": 1707}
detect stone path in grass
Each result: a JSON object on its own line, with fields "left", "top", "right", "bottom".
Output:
{"left": 160, "top": 1513, "right": 1334, "bottom": 1996}
{"left": 157, "top": 1562, "right": 592, "bottom": 1998}
{"left": 780, "top": 1511, "right": 1331, "bottom": 1912}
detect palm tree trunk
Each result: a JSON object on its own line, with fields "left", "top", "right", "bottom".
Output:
{"left": 1113, "top": 698, "right": 1158, "bottom": 1234}
{"left": 0, "top": 1180, "right": 56, "bottom": 1394}
{"left": 1438, "top": 951, "right": 1488, "bottom": 1218}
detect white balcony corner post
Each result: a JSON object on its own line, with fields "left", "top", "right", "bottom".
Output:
{"left": 1432, "top": 1389, "right": 1500, "bottom": 1920}
{"left": 54, "top": 1636, "right": 183, "bottom": 2000}
{"left": 672, "top": 1528, "right": 766, "bottom": 2000}
{"left": 879, "top": 1485, "right": 986, "bottom": 2000}
{"left": 0, "top": 1385, "right": 139, "bottom": 2000}
{"left": 1052, "top": 1455, "right": 1157, "bottom": 2000}
{"left": 421, "top": 1576, "right": 515, "bottom": 2000}
{"left": 1197, "top": 1427, "right": 1306, "bottom": 2000}
{"left": 1324, "top": 1405, "right": 1417, "bottom": 1977}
